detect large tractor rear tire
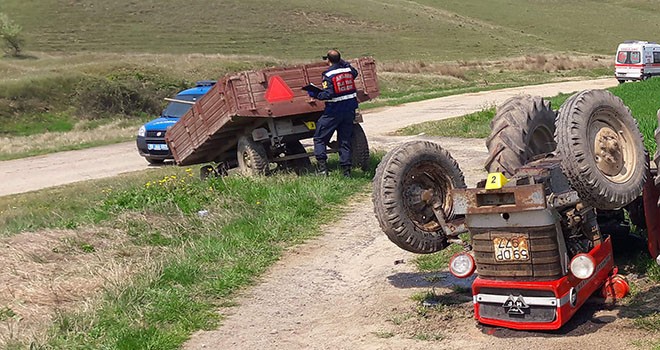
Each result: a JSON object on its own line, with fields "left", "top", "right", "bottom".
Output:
{"left": 485, "top": 95, "right": 557, "bottom": 177}
{"left": 351, "top": 124, "right": 370, "bottom": 171}
{"left": 555, "top": 89, "right": 647, "bottom": 210}
{"left": 372, "top": 141, "right": 466, "bottom": 254}
{"left": 237, "top": 136, "right": 269, "bottom": 176}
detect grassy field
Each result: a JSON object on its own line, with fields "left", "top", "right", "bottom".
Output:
{"left": 3, "top": 0, "right": 660, "bottom": 60}
{"left": 398, "top": 78, "right": 660, "bottom": 153}
{"left": 0, "top": 158, "right": 378, "bottom": 349}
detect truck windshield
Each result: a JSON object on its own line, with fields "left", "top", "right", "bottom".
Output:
{"left": 162, "top": 94, "right": 203, "bottom": 118}
{"left": 617, "top": 51, "right": 642, "bottom": 64}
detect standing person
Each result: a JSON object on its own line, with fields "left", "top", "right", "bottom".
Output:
{"left": 307, "top": 49, "right": 359, "bottom": 177}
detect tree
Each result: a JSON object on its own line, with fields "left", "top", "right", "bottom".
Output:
{"left": 0, "top": 13, "right": 24, "bottom": 57}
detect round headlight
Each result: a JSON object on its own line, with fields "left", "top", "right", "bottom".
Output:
{"left": 138, "top": 125, "right": 146, "bottom": 137}
{"left": 570, "top": 254, "right": 596, "bottom": 279}
{"left": 656, "top": 254, "right": 660, "bottom": 266}
{"left": 449, "top": 253, "right": 476, "bottom": 278}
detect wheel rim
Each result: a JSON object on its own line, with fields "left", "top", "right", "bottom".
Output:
{"left": 589, "top": 108, "right": 637, "bottom": 183}
{"left": 401, "top": 162, "right": 453, "bottom": 232}
{"left": 242, "top": 150, "right": 255, "bottom": 170}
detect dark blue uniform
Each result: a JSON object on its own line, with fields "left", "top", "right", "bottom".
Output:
{"left": 312, "top": 60, "right": 359, "bottom": 168}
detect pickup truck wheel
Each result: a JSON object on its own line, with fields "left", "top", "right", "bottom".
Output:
{"left": 145, "top": 157, "right": 165, "bottom": 165}
{"left": 283, "top": 141, "right": 312, "bottom": 174}
{"left": 351, "top": 124, "right": 370, "bottom": 171}
{"left": 555, "top": 89, "right": 647, "bottom": 210}
{"left": 372, "top": 140, "right": 466, "bottom": 254}
{"left": 484, "top": 95, "right": 556, "bottom": 177}
{"left": 237, "top": 136, "right": 269, "bottom": 176}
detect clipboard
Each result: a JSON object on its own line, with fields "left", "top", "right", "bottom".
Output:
{"left": 302, "top": 83, "right": 323, "bottom": 93}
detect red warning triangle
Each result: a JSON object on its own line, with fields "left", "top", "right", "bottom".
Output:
{"left": 265, "top": 75, "right": 295, "bottom": 103}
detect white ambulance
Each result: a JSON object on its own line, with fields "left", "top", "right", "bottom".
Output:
{"left": 615, "top": 40, "right": 660, "bottom": 83}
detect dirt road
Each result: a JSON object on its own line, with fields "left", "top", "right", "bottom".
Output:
{"left": 0, "top": 78, "right": 617, "bottom": 197}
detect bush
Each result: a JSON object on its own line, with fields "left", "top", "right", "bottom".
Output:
{"left": 75, "top": 77, "right": 163, "bottom": 119}
{"left": 0, "top": 13, "right": 23, "bottom": 56}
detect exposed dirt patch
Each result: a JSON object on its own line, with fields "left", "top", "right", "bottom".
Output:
{"left": 0, "top": 228, "right": 154, "bottom": 346}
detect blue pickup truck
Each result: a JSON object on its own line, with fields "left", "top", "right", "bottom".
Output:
{"left": 136, "top": 81, "right": 215, "bottom": 164}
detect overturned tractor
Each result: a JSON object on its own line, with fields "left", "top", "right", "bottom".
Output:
{"left": 373, "top": 89, "right": 660, "bottom": 330}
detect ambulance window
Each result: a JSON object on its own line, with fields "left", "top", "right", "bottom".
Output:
{"left": 631, "top": 51, "right": 641, "bottom": 64}
{"left": 654, "top": 52, "right": 660, "bottom": 63}
{"left": 617, "top": 51, "right": 628, "bottom": 63}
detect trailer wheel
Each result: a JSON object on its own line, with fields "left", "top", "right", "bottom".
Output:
{"left": 555, "top": 89, "right": 647, "bottom": 210}
{"left": 484, "top": 95, "right": 556, "bottom": 177}
{"left": 237, "top": 136, "right": 269, "bottom": 176}
{"left": 283, "top": 140, "right": 312, "bottom": 174}
{"left": 200, "top": 163, "right": 229, "bottom": 181}
{"left": 200, "top": 165, "right": 217, "bottom": 180}
{"left": 372, "top": 140, "right": 466, "bottom": 254}
{"left": 351, "top": 124, "right": 370, "bottom": 171}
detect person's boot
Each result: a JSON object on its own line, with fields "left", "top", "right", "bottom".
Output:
{"left": 342, "top": 165, "right": 351, "bottom": 178}
{"left": 317, "top": 159, "right": 329, "bottom": 176}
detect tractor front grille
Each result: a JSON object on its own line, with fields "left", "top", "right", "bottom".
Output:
{"left": 472, "top": 225, "right": 563, "bottom": 281}
{"left": 479, "top": 301, "right": 557, "bottom": 323}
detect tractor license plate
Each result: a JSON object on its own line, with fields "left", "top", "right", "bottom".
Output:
{"left": 493, "top": 236, "right": 530, "bottom": 262}
{"left": 148, "top": 144, "right": 169, "bottom": 151}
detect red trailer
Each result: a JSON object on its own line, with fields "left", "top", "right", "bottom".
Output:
{"left": 165, "top": 57, "right": 379, "bottom": 176}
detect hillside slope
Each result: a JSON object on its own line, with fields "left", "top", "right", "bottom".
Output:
{"left": 3, "top": 0, "right": 659, "bottom": 60}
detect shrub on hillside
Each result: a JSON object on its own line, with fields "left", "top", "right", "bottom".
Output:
{"left": 74, "top": 77, "right": 163, "bottom": 119}
{"left": 0, "top": 13, "right": 23, "bottom": 56}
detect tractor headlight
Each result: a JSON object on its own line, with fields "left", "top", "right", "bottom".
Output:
{"left": 138, "top": 125, "right": 146, "bottom": 137}
{"left": 656, "top": 254, "right": 660, "bottom": 266}
{"left": 449, "top": 252, "right": 476, "bottom": 278}
{"left": 570, "top": 254, "right": 596, "bottom": 279}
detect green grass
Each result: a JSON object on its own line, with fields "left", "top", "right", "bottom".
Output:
{"left": 4, "top": 1, "right": 660, "bottom": 60}
{"left": 398, "top": 78, "right": 660, "bottom": 153}
{"left": 1, "top": 159, "right": 377, "bottom": 349}
{"left": 396, "top": 108, "right": 495, "bottom": 139}
{"left": 414, "top": 241, "right": 465, "bottom": 272}
{"left": 0, "top": 112, "right": 74, "bottom": 136}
